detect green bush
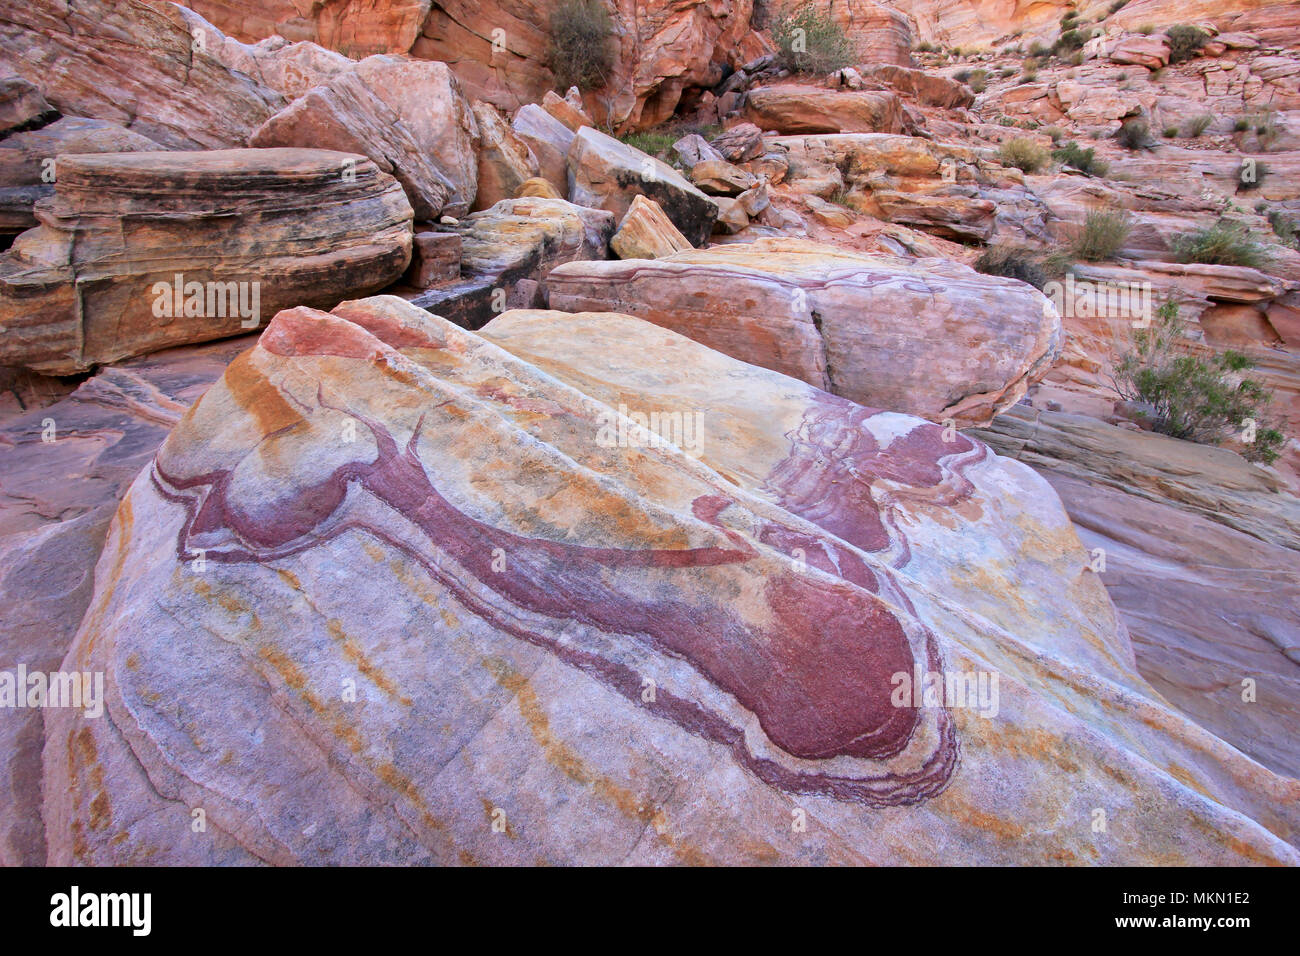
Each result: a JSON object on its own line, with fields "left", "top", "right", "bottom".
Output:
{"left": 1166, "top": 24, "right": 1209, "bottom": 63}
{"left": 1113, "top": 300, "right": 1286, "bottom": 463}
{"left": 968, "top": 68, "right": 989, "bottom": 93}
{"left": 1185, "top": 113, "right": 1214, "bottom": 137}
{"left": 1233, "top": 117, "right": 1250, "bottom": 132}
{"left": 953, "top": 68, "right": 972, "bottom": 82}
{"left": 1115, "top": 118, "right": 1156, "bottom": 150}
{"left": 1021, "top": 66, "right": 1039, "bottom": 82}
{"left": 1052, "top": 141, "right": 1109, "bottom": 176}
{"left": 547, "top": 0, "right": 615, "bottom": 91}
{"left": 1043, "top": 126, "right": 1065, "bottom": 143}
{"left": 1108, "top": 0, "right": 1129, "bottom": 14}
{"left": 772, "top": 3, "right": 856, "bottom": 74}
{"left": 1055, "top": 28, "right": 1088, "bottom": 52}
{"left": 1028, "top": 41, "right": 1047, "bottom": 56}
{"left": 1072, "top": 207, "right": 1132, "bottom": 260}
{"left": 1171, "top": 219, "right": 1272, "bottom": 268}
{"left": 999, "top": 136, "right": 1050, "bottom": 172}
{"left": 618, "top": 130, "right": 676, "bottom": 158}
{"left": 974, "top": 243, "right": 1050, "bottom": 289}
{"left": 1163, "top": 126, "right": 1179, "bottom": 137}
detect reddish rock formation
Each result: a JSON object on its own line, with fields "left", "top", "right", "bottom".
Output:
{"left": 40, "top": 296, "right": 1299, "bottom": 864}
{"left": 546, "top": 237, "right": 1061, "bottom": 425}
{"left": 0, "top": 149, "right": 412, "bottom": 373}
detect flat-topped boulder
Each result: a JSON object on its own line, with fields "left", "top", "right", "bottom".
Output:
{"left": 545, "top": 238, "right": 1061, "bottom": 425}
{"left": 0, "top": 148, "right": 412, "bottom": 373}
{"left": 742, "top": 85, "right": 912, "bottom": 135}
{"left": 41, "top": 295, "right": 1298, "bottom": 865}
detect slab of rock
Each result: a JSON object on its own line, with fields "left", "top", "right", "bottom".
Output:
{"left": 40, "top": 295, "right": 1298, "bottom": 865}
{"left": 610, "top": 195, "right": 692, "bottom": 260}
{"left": 542, "top": 89, "right": 592, "bottom": 132}
{"left": 0, "top": 117, "right": 162, "bottom": 235}
{"left": 857, "top": 64, "right": 975, "bottom": 109}
{"left": 0, "top": 77, "right": 56, "bottom": 136}
{"left": 0, "top": 334, "right": 253, "bottom": 864}
{"left": 514, "top": 178, "right": 562, "bottom": 200}
{"left": 710, "top": 123, "right": 765, "bottom": 162}
{"left": 567, "top": 127, "right": 717, "bottom": 246}
{"left": 510, "top": 104, "right": 574, "bottom": 197}
{"left": 407, "top": 231, "right": 462, "bottom": 289}
{"left": 1109, "top": 35, "right": 1172, "bottom": 70}
{"left": 688, "top": 159, "right": 758, "bottom": 196}
{"left": 742, "top": 85, "right": 911, "bottom": 135}
{"left": 471, "top": 101, "right": 540, "bottom": 212}
{"left": 407, "top": 197, "right": 613, "bottom": 329}
{"left": 250, "top": 72, "right": 458, "bottom": 220}
{"left": 546, "top": 238, "right": 1061, "bottom": 425}
{"left": 972, "top": 405, "right": 1300, "bottom": 778}
{"left": 0, "top": 0, "right": 285, "bottom": 149}
{"left": 672, "top": 134, "right": 725, "bottom": 168}
{"left": 0, "top": 149, "right": 412, "bottom": 373}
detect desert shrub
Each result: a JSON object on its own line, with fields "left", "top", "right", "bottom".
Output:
{"left": 1055, "top": 28, "right": 1088, "bottom": 52}
{"left": 1138, "top": 23, "right": 1155, "bottom": 35}
{"left": 1108, "top": 0, "right": 1129, "bottom": 14}
{"left": 915, "top": 41, "right": 935, "bottom": 53}
{"left": 1070, "top": 50, "right": 1085, "bottom": 65}
{"left": 1043, "top": 125, "right": 1065, "bottom": 143}
{"left": 1233, "top": 117, "right": 1250, "bottom": 132}
{"left": 618, "top": 129, "right": 676, "bottom": 157}
{"left": 953, "top": 68, "right": 972, "bottom": 82}
{"left": 999, "top": 136, "right": 1050, "bottom": 172}
{"left": 974, "top": 244, "right": 1051, "bottom": 289}
{"left": 1052, "top": 140, "right": 1108, "bottom": 176}
{"left": 1113, "top": 300, "right": 1286, "bottom": 463}
{"left": 1163, "top": 125, "right": 1178, "bottom": 137}
{"left": 968, "top": 68, "right": 989, "bottom": 92}
{"left": 1115, "top": 118, "right": 1156, "bottom": 150}
{"left": 1268, "top": 209, "right": 1298, "bottom": 247}
{"left": 1185, "top": 113, "right": 1214, "bottom": 137}
{"left": 1021, "top": 66, "right": 1039, "bottom": 82}
{"left": 1028, "top": 41, "right": 1047, "bottom": 56}
{"left": 997, "top": 114, "right": 1017, "bottom": 126}
{"left": 547, "top": 0, "right": 615, "bottom": 91}
{"left": 1171, "top": 219, "right": 1272, "bottom": 268}
{"left": 772, "top": 2, "right": 856, "bottom": 74}
{"left": 1237, "top": 159, "right": 1267, "bottom": 191}
{"left": 1073, "top": 207, "right": 1132, "bottom": 260}
{"left": 1166, "top": 24, "right": 1209, "bottom": 63}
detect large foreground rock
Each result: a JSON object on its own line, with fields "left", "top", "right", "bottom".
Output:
{"left": 546, "top": 238, "right": 1061, "bottom": 425}
{"left": 42, "top": 296, "right": 1298, "bottom": 864}
{"left": 0, "top": 149, "right": 412, "bottom": 374}
{"left": 0, "top": 335, "right": 253, "bottom": 864}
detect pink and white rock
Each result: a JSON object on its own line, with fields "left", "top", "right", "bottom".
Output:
{"left": 610, "top": 195, "right": 692, "bottom": 260}
{"left": 0, "top": 0, "right": 285, "bottom": 150}
{"left": 545, "top": 237, "right": 1061, "bottom": 425}
{"left": 0, "top": 149, "right": 413, "bottom": 374}
{"left": 567, "top": 127, "right": 717, "bottom": 246}
{"left": 0, "top": 334, "right": 254, "bottom": 865}
{"left": 41, "top": 296, "right": 1299, "bottom": 865}
{"left": 471, "top": 101, "right": 540, "bottom": 212}
{"left": 511, "top": 104, "right": 575, "bottom": 198}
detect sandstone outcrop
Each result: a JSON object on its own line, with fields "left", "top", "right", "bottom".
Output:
{"left": 743, "top": 86, "right": 912, "bottom": 136}
{"left": 567, "top": 127, "right": 717, "bottom": 246}
{"left": 406, "top": 197, "right": 613, "bottom": 328}
{"left": 511, "top": 104, "right": 574, "bottom": 197}
{"left": 610, "top": 195, "right": 692, "bottom": 260}
{"left": 0, "top": 334, "right": 253, "bottom": 865}
{"left": 0, "top": 149, "right": 413, "bottom": 373}
{"left": 41, "top": 295, "right": 1298, "bottom": 865}
{"left": 471, "top": 102, "right": 540, "bottom": 211}
{"left": 546, "top": 238, "right": 1061, "bottom": 425}
{"left": 0, "top": 0, "right": 284, "bottom": 149}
